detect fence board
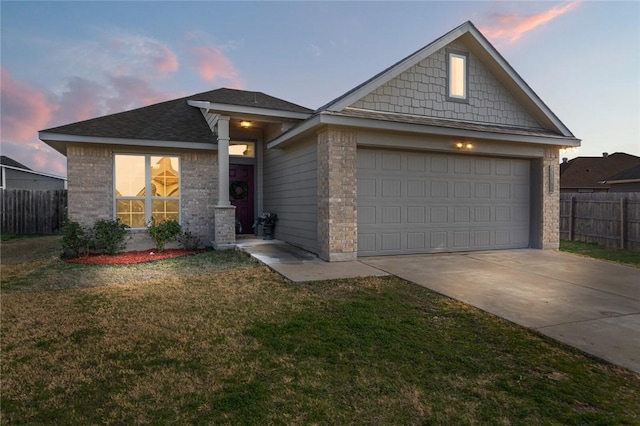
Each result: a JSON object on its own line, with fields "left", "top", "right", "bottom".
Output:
{"left": 0, "top": 189, "right": 68, "bottom": 234}
{"left": 560, "top": 192, "right": 640, "bottom": 251}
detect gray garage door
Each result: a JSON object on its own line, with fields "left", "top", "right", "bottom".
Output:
{"left": 357, "top": 149, "right": 530, "bottom": 256}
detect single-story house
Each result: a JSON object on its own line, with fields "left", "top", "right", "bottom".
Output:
{"left": 40, "top": 21, "right": 580, "bottom": 261}
{"left": 560, "top": 152, "right": 640, "bottom": 193}
{"left": 0, "top": 156, "right": 67, "bottom": 190}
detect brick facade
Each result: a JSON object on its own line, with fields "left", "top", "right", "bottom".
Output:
{"left": 67, "top": 144, "right": 113, "bottom": 226}
{"left": 350, "top": 41, "right": 541, "bottom": 129}
{"left": 317, "top": 128, "right": 357, "bottom": 261}
{"left": 213, "top": 206, "right": 236, "bottom": 248}
{"left": 182, "top": 151, "right": 217, "bottom": 245}
{"left": 67, "top": 145, "right": 219, "bottom": 249}
{"left": 542, "top": 147, "right": 560, "bottom": 249}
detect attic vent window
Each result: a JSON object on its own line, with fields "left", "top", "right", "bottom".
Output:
{"left": 447, "top": 50, "right": 468, "bottom": 102}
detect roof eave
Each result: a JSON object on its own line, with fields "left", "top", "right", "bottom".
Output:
{"left": 187, "top": 100, "right": 311, "bottom": 121}
{"left": 268, "top": 112, "right": 580, "bottom": 149}
{"left": 39, "top": 131, "right": 217, "bottom": 156}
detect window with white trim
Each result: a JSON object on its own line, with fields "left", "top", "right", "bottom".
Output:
{"left": 447, "top": 50, "right": 468, "bottom": 101}
{"left": 114, "top": 154, "right": 180, "bottom": 228}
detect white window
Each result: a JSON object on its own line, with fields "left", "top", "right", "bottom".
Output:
{"left": 447, "top": 51, "right": 468, "bottom": 101}
{"left": 114, "top": 154, "right": 180, "bottom": 228}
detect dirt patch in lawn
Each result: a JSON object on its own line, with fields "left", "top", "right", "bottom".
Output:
{"left": 67, "top": 249, "right": 203, "bottom": 265}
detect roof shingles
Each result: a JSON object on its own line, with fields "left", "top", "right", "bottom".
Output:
{"left": 41, "top": 88, "right": 312, "bottom": 144}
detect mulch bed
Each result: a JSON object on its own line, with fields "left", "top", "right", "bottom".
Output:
{"left": 67, "top": 249, "right": 200, "bottom": 265}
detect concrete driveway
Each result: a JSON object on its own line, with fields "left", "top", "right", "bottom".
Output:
{"left": 361, "top": 250, "right": 640, "bottom": 373}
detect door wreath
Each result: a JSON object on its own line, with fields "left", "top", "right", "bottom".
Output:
{"left": 230, "top": 180, "right": 249, "bottom": 200}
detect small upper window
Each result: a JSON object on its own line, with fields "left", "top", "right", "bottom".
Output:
{"left": 229, "top": 141, "right": 255, "bottom": 158}
{"left": 447, "top": 50, "right": 468, "bottom": 101}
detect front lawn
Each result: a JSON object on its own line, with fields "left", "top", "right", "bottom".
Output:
{"left": 2, "top": 237, "right": 639, "bottom": 424}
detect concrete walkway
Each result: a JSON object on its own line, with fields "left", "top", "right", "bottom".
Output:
{"left": 236, "top": 240, "right": 639, "bottom": 373}
{"left": 236, "top": 239, "right": 388, "bottom": 282}
{"left": 362, "top": 250, "right": 640, "bottom": 373}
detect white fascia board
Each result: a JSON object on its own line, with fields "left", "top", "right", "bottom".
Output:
{"left": 325, "top": 26, "right": 468, "bottom": 112}
{"left": 322, "top": 113, "right": 580, "bottom": 146}
{"left": 466, "top": 26, "right": 574, "bottom": 137}
{"left": 187, "top": 100, "right": 210, "bottom": 110}
{"left": 1, "top": 164, "right": 67, "bottom": 180}
{"left": 189, "top": 101, "right": 311, "bottom": 121}
{"left": 39, "top": 132, "right": 217, "bottom": 151}
{"left": 267, "top": 115, "right": 321, "bottom": 149}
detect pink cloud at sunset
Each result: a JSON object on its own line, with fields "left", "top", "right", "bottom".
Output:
{"left": 480, "top": 1, "right": 580, "bottom": 44}
{"left": 108, "top": 34, "right": 179, "bottom": 78}
{"left": 1, "top": 68, "right": 58, "bottom": 141}
{"left": 190, "top": 45, "right": 244, "bottom": 89}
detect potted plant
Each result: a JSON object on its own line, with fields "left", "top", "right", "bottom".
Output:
{"left": 252, "top": 212, "right": 278, "bottom": 240}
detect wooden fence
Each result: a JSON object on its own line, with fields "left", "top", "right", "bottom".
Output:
{"left": 560, "top": 192, "right": 640, "bottom": 251}
{"left": 1, "top": 189, "right": 68, "bottom": 234}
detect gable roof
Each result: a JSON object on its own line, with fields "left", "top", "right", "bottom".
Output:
{"left": 1, "top": 156, "right": 30, "bottom": 170}
{"left": 323, "top": 21, "right": 573, "bottom": 135}
{"left": 269, "top": 21, "right": 579, "bottom": 149}
{"left": 560, "top": 153, "right": 640, "bottom": 190}
{"left": 40, "top": 88, "right": 313, "bottom": 154}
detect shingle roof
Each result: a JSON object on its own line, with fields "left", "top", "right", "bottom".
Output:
{"left": 41, "top": 88, "right": 312, "bottom": 143}
{"left": 602, "top": 164, "right": 640, "bottom": 182}
{"left": 0, "top": 156, "right": 30, "bottom": 170}
{"left": 560, "top": 153, "right": 640, "bottom": 189}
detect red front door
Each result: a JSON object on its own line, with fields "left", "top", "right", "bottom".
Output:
{"left": 229, "top": 164, "right": 254, "bottom": 234}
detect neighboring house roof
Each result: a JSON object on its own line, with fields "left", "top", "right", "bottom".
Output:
{"left": 0, "top": 156, "right": 31, "bottom": 170}
{"left": 601, "top": 164, "right": 640, "bottom": 184}
{"left": 40, "top": 88, "right": 313, "bottom": 154}
{"left": 270, "top": 21, "right": 580, "bottom": 149}
{"left": 560, "top": 153, "right": 640, "bottom": 190}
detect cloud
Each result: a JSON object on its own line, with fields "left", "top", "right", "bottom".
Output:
{"left": 108, "top": 34, "right": 179, "bottom": 77}
{"left": 480, "top": 1, "right": 580, "bottom": 44}
{"left": 1, "top": 67, "right": 58, "bottom": 141}
{"left": 190, "top": 45, "right": 244, "bottom": 88}
{"left": 105, "top": 75, "right": 171, "bottom": 113}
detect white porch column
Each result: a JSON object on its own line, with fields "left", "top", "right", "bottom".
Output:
{"left": 217, "top": 115, "right": 231, "bottom": 206}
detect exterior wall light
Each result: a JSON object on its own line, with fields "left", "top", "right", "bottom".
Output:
{"left": 240, "top": 121, "right": 252, "bottom": 128}
{"left": 455, "top": 142, "right": 474, "bottom": 150}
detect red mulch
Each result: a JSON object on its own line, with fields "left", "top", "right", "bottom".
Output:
{"left": 67, "top": 249, "right": 199, "bottom": 265}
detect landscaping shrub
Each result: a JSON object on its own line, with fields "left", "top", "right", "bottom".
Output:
{"left": 177, "top": 227, "right": 202, "bottom": 251}
{"left": 93, "top": 219, "right": 129, "bottom": 255}
{"left": 61, "top": 220, "right": 91, "bottom": 258}
{"left": 147, "top": 218, "right": 181, "bottom": 252}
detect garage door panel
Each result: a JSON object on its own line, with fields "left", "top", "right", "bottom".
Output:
{"left": 357, "top": 149, "right": 530, "bottom": 256}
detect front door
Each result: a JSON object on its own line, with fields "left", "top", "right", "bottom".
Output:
{"left": 229, "top": 164, "right": 254, "bottom": 234}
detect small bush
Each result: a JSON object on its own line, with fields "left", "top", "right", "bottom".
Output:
{"left": 93, "top": 219, "right": 129, "bottom": 255}
{"left": 147, "top": 218, "right": 181, "bottom": 252}
{"left": 177, "top": 228, "right": 202, "bottom": 251}
{"left": 61, "top": 221, "right": 91, "bottom": 258}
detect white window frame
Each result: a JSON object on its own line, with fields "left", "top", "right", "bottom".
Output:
{"left": 113, "top": 154, "right": 181, "bottom": 229}
{"left": 447, "top": 50, "right": 468, "bottom": 102}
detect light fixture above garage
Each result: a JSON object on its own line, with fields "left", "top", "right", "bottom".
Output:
{"left": 239, "top": 121, "right": 252, "bottom": 129}
{"left": 455, "top": 141, "right": 473, "bottom": 150}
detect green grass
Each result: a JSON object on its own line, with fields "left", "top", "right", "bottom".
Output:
{"left": 560, "top": 239, "right": 640, "bottom": 267}
{"left": 2, "top": 236, "right": 639, "bottom": 424}
{"left": 0, "top": 233, "right": 51, "bottom": 242}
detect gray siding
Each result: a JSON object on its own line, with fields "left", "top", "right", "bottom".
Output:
{"left": 263, "top": 137, "right": 318, "bottom": 253}
{"left": 350, "top": 40, "right": 542, "bottom": 129}
{"left": 4, "top": 168, "right": 66, "bottom": 190}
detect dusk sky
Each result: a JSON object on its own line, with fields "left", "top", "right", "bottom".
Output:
{"left": 1, "top": 1, "right": 639, "bottom": 177}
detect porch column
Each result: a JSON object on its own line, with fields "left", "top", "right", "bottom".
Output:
{"left": 217, "top": 116, "right": 231, "bottom": 206}
{"left": 213, "top": 115, "right": 236, "bottom": 249}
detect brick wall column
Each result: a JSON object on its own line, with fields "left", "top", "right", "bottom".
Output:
{"left": 541, "top": 147, "right": 560, "bottom": 249}
{"left": 317, "top": 127, "right": 357, "bottom": 261}
{"left": 67, "top": 144, "right": 113, "bottom": 226}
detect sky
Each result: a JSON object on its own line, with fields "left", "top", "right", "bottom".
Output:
{"left": 1, "top": 1, "right": 639, "bottom": 177}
